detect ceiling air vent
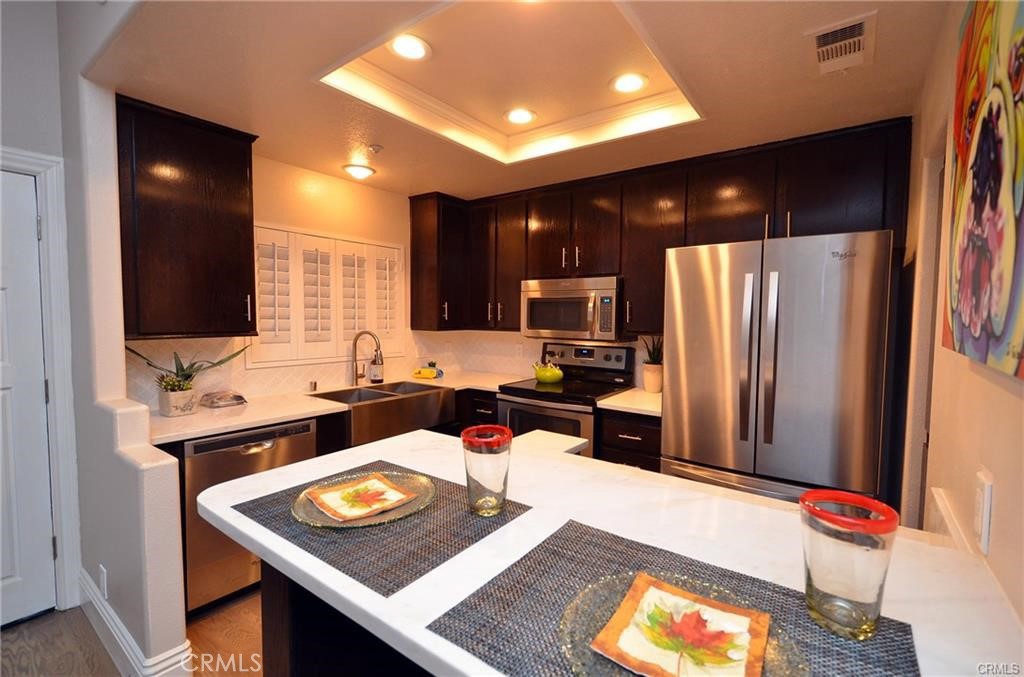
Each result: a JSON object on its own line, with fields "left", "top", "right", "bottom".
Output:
{"left": 807, "top": 11, "right": 877, "bottom": 75}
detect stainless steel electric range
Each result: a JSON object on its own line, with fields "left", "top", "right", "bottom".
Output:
{"left": 498, "top": 342, "right": 635, "bottom": 457}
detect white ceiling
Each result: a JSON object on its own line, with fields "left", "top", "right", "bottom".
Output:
{"left": 88, "top": 1, "right": 946, "bottom": 199}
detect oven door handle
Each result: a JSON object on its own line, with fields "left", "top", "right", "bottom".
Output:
{"left": 496, "top": 393, "right": 594, "bottom": 414}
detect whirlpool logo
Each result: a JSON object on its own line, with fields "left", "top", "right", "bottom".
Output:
{"left": 830, "top": 250, "right": 857, "bottom": 261}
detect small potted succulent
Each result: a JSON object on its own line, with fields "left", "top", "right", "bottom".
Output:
{"left": 641, "top": 335, "right": 664, "bottom": 394}
{"left": 126, "top": 345, "right": 247, "bottom": 417}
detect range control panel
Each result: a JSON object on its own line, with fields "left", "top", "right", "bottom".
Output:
{"left": 542, "top": 342, "right": 634, "bottom": 373}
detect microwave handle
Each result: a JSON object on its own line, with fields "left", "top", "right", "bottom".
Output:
{"left": 587, "top": 292, "right": 596, "bottom": 333}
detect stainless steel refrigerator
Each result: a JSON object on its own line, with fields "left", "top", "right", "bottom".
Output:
{"left": 660, "top": 230, "right": 892, "bottom": 500}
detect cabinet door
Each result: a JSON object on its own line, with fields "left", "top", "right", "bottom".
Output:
{"left": 438, "top": 199, "right": 468, "bottom": 328}
{"left": 118, "top": 100, "right": 256, "bottom": 338}
{"left": 621, "top": 170, "right": 686, "bottom": 334}
{"left": 686, "top": 153, "right": 775, "bottom": 246}
{"left": 465, "top": 204, "right": 496, "bottom": 329}
{"left": 572, "top": 181, "right": 621, "bottom": 276}
{"left": 526, "top": 192, "right": 572, "bottom": 278}
{"left": 494, "top": 199, "right": 526, "bottom": 330}
{"left": 776, "top": 130, "right": 886, "bottom": 238}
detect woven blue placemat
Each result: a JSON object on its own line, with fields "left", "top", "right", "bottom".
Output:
{"left": 231, "top": 460, "right": 531, "bottom": 597}
{"left": 428, "top": 520, "right": 918, "bottom": 676}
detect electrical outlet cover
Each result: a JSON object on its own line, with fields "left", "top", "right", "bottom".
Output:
{"left": 974, "top": 468, "right": 993, "bottom": 555}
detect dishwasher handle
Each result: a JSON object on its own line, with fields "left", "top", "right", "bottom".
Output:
{"left": 184, "top": 420, "right": 316, "bottom": 457}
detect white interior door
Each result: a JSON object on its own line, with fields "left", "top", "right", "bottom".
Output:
{"left": 1, "top": 170, "right": 56, "bottom": 624}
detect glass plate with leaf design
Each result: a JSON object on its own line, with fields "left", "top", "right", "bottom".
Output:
{"left": 559, "top": 571, "right": 810, "bottom": 676}
{"left": 290, "top": 471, "right": 436, "bottom": 528}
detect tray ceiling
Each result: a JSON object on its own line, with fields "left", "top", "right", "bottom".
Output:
{"left": 322, "top": 3, "right": 698, "bottom": 163}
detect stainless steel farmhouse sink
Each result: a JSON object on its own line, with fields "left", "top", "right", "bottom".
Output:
{"left": 312, "top": 382, "right": 454, "bottom": 446}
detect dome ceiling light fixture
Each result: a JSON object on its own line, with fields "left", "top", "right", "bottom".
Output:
{"left": 344, "top": 164, "right": 376, "bottom": 180}
{"left": 388, "top": 34, "right": 431, "bottom": 61}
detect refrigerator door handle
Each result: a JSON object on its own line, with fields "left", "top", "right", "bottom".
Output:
{"left": 763, "top": 271, "right": 780, "bottom": 444}
{"left": 738, "top": 272, "right": 755, "bottom": 442}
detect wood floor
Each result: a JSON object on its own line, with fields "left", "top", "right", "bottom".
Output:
{"left": 1, "top": 591, "right": 264, "bottom": 677}
{"left": 1, "top": 607, "right": 118, "bottom": 676}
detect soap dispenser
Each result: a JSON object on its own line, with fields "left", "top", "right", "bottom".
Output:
{"left": 368, "top": 348, "right": 384, "bottom": 384}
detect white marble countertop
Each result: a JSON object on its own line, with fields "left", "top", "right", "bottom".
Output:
{"left": 422, "top": 369, "right": 525, "bottom": 392}
{"left": 598, "top": 387, "right": 662, "bottom": 417}
{"left": 149, "top": 392, "right": 350, "bottom": 445}
{"left": 198, "top": 429, "right": 1022, "bottom": 676}
{"left": 149, "top": 371, "right": 526, "bottom": 444}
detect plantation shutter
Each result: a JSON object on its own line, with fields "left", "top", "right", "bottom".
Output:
{"left": 374, "top": 247, "right": 400, "bottom": 336}
{"left": 340, "top": 243, "right": 368, "bottom": 343}
{"left": 255, "top": 241, "right": 290, "bottom": 342}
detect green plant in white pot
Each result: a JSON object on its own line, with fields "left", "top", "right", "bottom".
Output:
{"left": 641, "top": 335, "right": 664, "bottom": 394}
{"left": 126, "top": 345, "right": 247, "bottom": 417}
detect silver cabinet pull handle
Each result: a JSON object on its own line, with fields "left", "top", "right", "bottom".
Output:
{"left": 245, "top": 294, "right": 252, "bottom": 322}
{"left": 617, "top": 433, "right": 643, "bottom": 441}
{"left": 497, "top": 302, "right": 504, "bottom": 322}
{"left": 575, "top": 246, "right": 581, "bottom": 268}
{"left": 487, "top": 302, "right": 493, "bottom": 323}
{"left": 475, "top": 408, "right": 494, "bottom": 415}
{"left": 561, "top": 247, "right": 567, "bottom": 269}
{"left": 786, "top": 210, "right": 792, "bottom": 238}
{"left": 442, "top": 301, "right": 449, "bottom": 321}
{"left": 763, "top": 213, "right": 769, "bottom": 240}
{"left": 763, "top": 271, "right": 780, "bottom": 444}
{"left": 625, "top": 300, "right": 632, "bottom": 325}
{"left": 738, "top": 272, "right": 755, "bottom": 442}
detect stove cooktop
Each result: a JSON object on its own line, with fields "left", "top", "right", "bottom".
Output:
{"left": 499, "top": 378, "right": 631, "bottom": 407}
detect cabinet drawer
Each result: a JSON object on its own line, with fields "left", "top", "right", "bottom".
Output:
{"left": 456, "top": 389, "right": 499, "bottom": 426}
{"left": 598, "top": 446, "right": 660, "bottom": 473}
{"left": 601, "top": 413, "right": 661, "bottom": 455}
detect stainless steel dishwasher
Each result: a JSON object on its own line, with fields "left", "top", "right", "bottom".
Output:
{"left": 184, "top": 420, "right": 316, "bottom": 611}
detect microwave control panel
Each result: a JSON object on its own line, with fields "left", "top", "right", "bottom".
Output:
{"left": 598, "top": 295, "right": 614, "bottom": 333}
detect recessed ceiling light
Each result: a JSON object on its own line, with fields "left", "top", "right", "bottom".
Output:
{"left": 612, "top": 73, "right": 649, "bottom": 93}
{"left": 344, "top": 164, "right": 375, "bottom": 180}
{"left": 389, "top": 34, "right": 430, "bottom": 61}
{"left": 505, "top": 108, "right": 537, "bottom": 125}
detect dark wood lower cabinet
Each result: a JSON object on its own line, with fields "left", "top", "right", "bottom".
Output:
{"left": 597, "top": 411, "right": 662, "bottom": 472}
{"left": 261, "top": 562, "right": 428, "bottom": 676}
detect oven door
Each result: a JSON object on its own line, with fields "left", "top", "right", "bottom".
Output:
{"left": 497, "top": 394, "right": 594, "bottom": 457}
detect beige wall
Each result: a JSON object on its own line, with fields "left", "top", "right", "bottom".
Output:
{"left": 1, "top": 1, "right": 63, "bottom": 156}
{"left": 910, "top": 3, "right": 1024, "bottom": 620}
{"left": 252, "top": 155, "right": 409, "bottom": 247}
{"left": 56, "top": 0, "right": 191, "bottom": 671}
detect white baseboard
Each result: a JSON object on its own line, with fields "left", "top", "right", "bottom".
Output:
{"left": 79, "top": 569, "right": 192, "bottom": 676}
{"left": 927, "top": 487, "right": 977, "bottom": 554}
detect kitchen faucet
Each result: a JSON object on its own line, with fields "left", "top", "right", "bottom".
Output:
{"left": 351, "top": 330, "right": 384, "bottom": 385}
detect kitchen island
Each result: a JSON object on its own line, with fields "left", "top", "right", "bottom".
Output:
{"left": 198, "top": 429, "right": 1022, "bottom": 676}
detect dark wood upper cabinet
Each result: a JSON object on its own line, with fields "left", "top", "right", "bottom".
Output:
{"left": 117, "top": 95, "right": 258, "bottom": 339}
{"left": 572, "top": 181, "right": 621, "bottom": 276}
{"left": 775, "top": 128, "right": 886, "bottom": 238}
{"left": 526, "top": 191, "right": 572, "bottom": 278}
{"left": 465, "top": 204, "right": 496, "bottom": 329}
{"left": 494, "top": 199, "right": 527, "bottom": 330}
{"left": 621, "top": 170, "right": 686, "bottom": 335}
{"left": 686, "top": 153, "right": 776, "bottom": 246}
{"left": 410, "top": 193, "right": 468, "bottom": 330}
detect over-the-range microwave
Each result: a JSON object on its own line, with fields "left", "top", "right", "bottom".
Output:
{"left": 520, "top": 276, "right": 620, "bottom": 341}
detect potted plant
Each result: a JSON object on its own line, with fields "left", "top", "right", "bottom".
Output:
{"left": 641, "top": 335, "right": 664, "bottom": 394}
{"left": 126, "top": 345, "right": 247, "bottom": 417}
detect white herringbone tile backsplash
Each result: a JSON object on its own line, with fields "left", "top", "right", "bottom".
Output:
{"left": 126, "top": 330, "right": 643, "bottom": 410}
